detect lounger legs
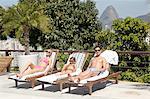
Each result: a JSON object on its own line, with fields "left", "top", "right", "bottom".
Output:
{"left": 111, "top": 77, "right": 119, "bottom": 84}
{"left": 41, "top": 82, "right": 63, "bottom": 91}
{"left": 115, "top": 77, "right": 118, "bottom": 84}
{"left": 15, "top": 80, "right": 18, "bottom": 88}
{"left": 41, "top": 83, "right": 44, "bottom": 90}
{"left": 68, "top": 84, "right": 93, "bottom": 95}
{"left": 59, "top": 83, "right": 63, "bottom": 91}
{"left": 31, "top": 80, "right": 35, "bottom": 88}
{"left": 68, "top": 85, "right": 71, "bottom": 93}
{"left": 87, "top": 85, "right": 93, "bottom": 95}
{"left": 6, "top": 66, "right": 10, "bottom": 72}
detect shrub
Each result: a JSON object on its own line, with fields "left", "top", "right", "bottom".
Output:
{"left": 56, "top": 52, "right": 69, "bottom": 69}
{"left": 120, "top": 70, "right": 137, "bottom": 82}
{"left": 139, "top": 74, "right": 150, "bottom": 83}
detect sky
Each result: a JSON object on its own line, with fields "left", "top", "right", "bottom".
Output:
{"left": 94, "top": 0, "right": 150, "bottom": 18}
{"left": 0, "top": 0, "right": 150, "bottom": 18}
{"left": 0, "top": 0, "right": 18, "bottom": 8}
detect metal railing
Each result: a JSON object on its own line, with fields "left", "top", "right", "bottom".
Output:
{"left": 0, "top": 50, "right": 150, "bottom": 71}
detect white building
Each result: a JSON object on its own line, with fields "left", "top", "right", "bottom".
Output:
{"left": 0, "top": 38, "right": 44, "bottom": 67}
{"left": 0, "top": 39, "right": 24, "bottom": 50}
{"left": 145, "top": 32, "right": 150, "bottom": 45}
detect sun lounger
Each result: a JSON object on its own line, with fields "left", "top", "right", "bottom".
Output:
{"left": 9, "top": 51, "right": 57, "bottom": 88}
{"left": 0, "top": 56, "right": 13, "bottom": 73}
{"left": 66, "top": 50, "right": 121, "bottom": 95}
{"left": 37, "top": 52, "right": 88, "bottom": 91}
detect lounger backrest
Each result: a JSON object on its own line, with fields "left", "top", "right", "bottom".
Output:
{"left": 100, "top": 50, "right": 119, "bottom": 65}
{"left": 43, "top": 51, "right": 57, "bottom": 69}
{"left": 49, "top": 52, "right": 57, "bottom": 68}
{"left": 67, "top": 52, "right": 87, "bottom": 70}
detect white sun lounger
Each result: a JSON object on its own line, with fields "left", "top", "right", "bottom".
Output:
{"left": 67, "top": 50, "right": 121, "bottom": 95}
{"left": 37, "top": 52, "right": 88, "bottom": 91}
{"left": 9, "top": 51, "right": 57, "bottom": 88}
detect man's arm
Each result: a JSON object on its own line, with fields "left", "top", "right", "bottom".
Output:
{"left": 101, "top": 58, "right": 109, "bottom": 71}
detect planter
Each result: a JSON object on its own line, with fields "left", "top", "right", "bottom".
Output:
{"left": 17, "top": 54, "right": 38, "bottom": 72}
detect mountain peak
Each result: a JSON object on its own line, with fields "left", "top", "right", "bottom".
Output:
{"left": 106, "top": 5, "right": 115, "bottom": 9}
{"left": 137, "top": 13, "right": 150, "bottom": 22}
{"left": 100, "top": 5, "right": 119, "bottom": 29}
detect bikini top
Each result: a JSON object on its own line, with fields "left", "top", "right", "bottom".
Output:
{"left": 64, "top": 64, "right": 76, "bottom": 71}
{"left": 40, "top": 57, "right": 49, "bottom": 65}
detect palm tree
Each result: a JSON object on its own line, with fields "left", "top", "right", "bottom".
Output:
{"left": 2, "top": 0, "right": 52, "bottom": 54}
{"left": 0, "top": 6, "right": 5, "bottom": 38}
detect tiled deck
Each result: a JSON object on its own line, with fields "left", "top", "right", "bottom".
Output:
{"left": 0, "top": 72, "right": 150, "bottom": 99}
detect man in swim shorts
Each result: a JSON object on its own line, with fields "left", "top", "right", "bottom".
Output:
{"left": 69, "top": 46, "right": 109, "bottom": 82}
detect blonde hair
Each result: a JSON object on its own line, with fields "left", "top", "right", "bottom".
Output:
{"left": 45, "top": 49, "right": 52, "bottom": 53}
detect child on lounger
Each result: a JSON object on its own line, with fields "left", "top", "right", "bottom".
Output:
{"left": 16, "top": 49, "right": 53, "bottom": 78}
{"left": 55, "top": 57, "right": 76, "bottom": 75}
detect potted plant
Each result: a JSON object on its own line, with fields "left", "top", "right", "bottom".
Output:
{"left": 2, "top": 0, "right": 52, "bottom": 72}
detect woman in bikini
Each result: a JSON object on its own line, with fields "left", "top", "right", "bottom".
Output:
{"left": 55, "top": 57, "right": 76, "bottom": 76}
{"left": 16, "top": 49, "right": 53, "bottom": 78}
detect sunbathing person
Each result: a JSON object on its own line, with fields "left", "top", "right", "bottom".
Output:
{"left": 55, "top": 57, "right": 76, "bottom": 76}
{"left": 68, "top": 46, "right": 109, "bottom": 82}
{"left": 16, "top": 49, "right": 53, "bottom": 78}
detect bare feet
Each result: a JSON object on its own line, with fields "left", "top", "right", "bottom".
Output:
{"left": 68, "top": 74, "right": 74, "bottom": 82}
{"left": 74, "top": 78, "right": 80, "bottom": 83}
{"left": 68, "top": 73, "right": 71, "bottom": 77}
{"left": 68, "top": 76, "right": 80, "bottom": 83}
{"left": 16, "top": 73, "right": 23, "bottom": 78}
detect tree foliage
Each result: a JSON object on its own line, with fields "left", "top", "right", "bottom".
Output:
{"left": 38, "top": 0, "right": 101, "bottom": 50}
{"left": 0, "top": 6, "right": 6, "bottom": 39}
{"left": 112, "top": 17, "right": 150, "bottom": 76}
{"left": 96, "top": 17, "right": 150, "bottom": 69}
{"left": 95, "top": 30, "right": 116, "bottom": 50}
{"left": 112, "top": 17, "right": 149, "bottom": 51}
{"left": 96, "top": 17, "right": 150, "bottom": 51}
{"left": 97, "top": 17, "right": 150, "bottom": 83}
{"left": 2, "top": 0, "right": 51, "bottom": 54}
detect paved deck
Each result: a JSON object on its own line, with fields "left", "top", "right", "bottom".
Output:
{"left": 0, "top": 72, "right": 150, "bottom": 99}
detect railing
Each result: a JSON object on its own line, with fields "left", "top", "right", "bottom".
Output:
{"left": 0, "top": 50, "right": 150, "bottom": 72}
{"left": 117, "top": 51, "right": 150, "bottom": 70}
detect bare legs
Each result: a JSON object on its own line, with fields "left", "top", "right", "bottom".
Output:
{"left": 16, "top": 62, "right": 44, "bottom": 78}
{"left": 55, "top": 70, "right": 74, "bottom": 76}
{"left": 19, "top": 68, "right": 44, "bottom": 77}
{"left": 69, "top": 70, "right": 98, "bottom": 82}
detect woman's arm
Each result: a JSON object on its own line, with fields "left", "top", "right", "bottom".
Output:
{"left": 43, "top": 59, "right": 52, "bottom": 75}
{"left": 61, "top": 64, "right": 68, "bottom": 72}
{"left": 72, "top": 64, "right": 76, "bottom": 72}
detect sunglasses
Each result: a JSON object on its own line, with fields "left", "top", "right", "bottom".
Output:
{"left": 46, "top": 51, "right": 51, "bottom": 53}
{"left": 95, "top": 49, "right": 100, "bottom": 52}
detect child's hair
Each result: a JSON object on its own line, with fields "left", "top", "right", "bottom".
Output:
{"left": 70, "top": 57, "right": 76, "bottom": 62}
